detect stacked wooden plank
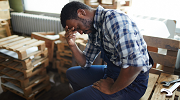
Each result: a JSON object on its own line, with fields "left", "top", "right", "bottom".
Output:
{"left": 56, "top": 31, "right": 88, "bottom": 83}
{"left": 0, "top": 35, "right": 51, "bottom": 100}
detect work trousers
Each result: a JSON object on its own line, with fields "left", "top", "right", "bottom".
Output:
{"left": 64, "top": 65, "right": 149, "bottom": 100}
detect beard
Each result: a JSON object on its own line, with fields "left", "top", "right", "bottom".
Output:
{"left": 78, "top": 17, "right": 96, "bottom": 34}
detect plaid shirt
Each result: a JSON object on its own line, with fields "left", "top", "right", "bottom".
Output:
{"left": 83, "top": 6, "right": 152, "bottom": 72}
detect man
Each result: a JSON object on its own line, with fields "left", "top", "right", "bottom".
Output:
{"left": 60, "top": 1, "right": 153, "bottom": 100}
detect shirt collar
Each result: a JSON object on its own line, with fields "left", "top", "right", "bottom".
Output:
{"left": 93, "top": 5, "right": 105, "bottom": 30}
{"left": 88, "top": 5, "right": 105, "bottom": 46}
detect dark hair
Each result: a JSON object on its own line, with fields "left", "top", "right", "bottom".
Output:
{"left": 60, "top": 1, "right": 91, "bottom": 28}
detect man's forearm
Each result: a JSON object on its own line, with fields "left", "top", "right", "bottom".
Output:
{"left": 69, "top": 43, "right": 86, "bottom": 67}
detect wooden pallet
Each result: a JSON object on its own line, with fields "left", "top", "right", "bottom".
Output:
{"left": 1, "top": 68, "right": 47, "bottom": 88}
{"left": 0, "top": 59, "right": 48, "bottom": 80}
{"left": 0, "top": 57, "right": 49, "bottom": 78}
{"left": 1, "top": 74, "right": 49, "bottom": 91}
{"left": 1, "top": 77, "right": 51, "bottom": 100}
{"left": 0, "top": 48, "right": 48, "bottom": 70}
{"left": 0, "top": 35, "right": 46, "bottom": 60}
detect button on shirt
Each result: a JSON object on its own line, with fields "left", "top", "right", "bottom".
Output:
{"left": 83, "top": 5, "right": 152, "bottom": 72}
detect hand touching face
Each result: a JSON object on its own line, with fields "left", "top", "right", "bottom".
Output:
{"left": 65, "top": 26, "right": 77, "bottom": 46}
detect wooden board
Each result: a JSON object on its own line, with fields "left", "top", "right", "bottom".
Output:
{"left": 149, "top": 51, "right": 176, "bottom": 68}
{"left": 143, "top": 35, "right": 180, "bottom": 51}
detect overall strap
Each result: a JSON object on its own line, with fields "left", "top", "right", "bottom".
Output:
{"left": 148, "top": 51, "right": 154, "bottom": 66}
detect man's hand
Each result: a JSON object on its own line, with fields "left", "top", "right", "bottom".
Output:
{"left": 65, "top": 26, "right": 77, "bottom": 46}
{"left": 92, "top": 77, "right": 114, "bottom": 95}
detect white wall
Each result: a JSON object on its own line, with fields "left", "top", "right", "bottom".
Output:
{"left": 129, "top": 0, "right": 180, "bottom": 33}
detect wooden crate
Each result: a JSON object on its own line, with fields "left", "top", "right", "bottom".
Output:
{"left": 1, "top": 68, "right": 47, "bottom": 88}
{"left": 0, "top": 48, "right": 48, "bottom": 70}
{"left": 1, "top": 76, "right": 51, "bottom": 100}
{"left": 0, "top": 35, "right": 46, "bottom": 60}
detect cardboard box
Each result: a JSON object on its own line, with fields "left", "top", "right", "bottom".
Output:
{"left": 0, "top": 0, "right": 10, "bottom": 10}
{"left": 0, "top": 10, "right": 10, "bottom": 19}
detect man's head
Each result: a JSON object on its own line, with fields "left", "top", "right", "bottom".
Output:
{"left": 60, "top": 1, "right": 91, "bottom": 28}
{"left": 60, "top": 1, "right": 96, "bottom": 34}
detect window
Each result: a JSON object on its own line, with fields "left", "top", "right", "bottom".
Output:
{"left": 24, "top": 0, "right": 69, "bottom": 14}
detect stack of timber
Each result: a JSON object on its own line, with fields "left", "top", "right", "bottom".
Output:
{"left": 56, "top": 31, "right": 88, "bottom": 83}
{"left": 0, "top": 35, "right": 51, "bottom": 100}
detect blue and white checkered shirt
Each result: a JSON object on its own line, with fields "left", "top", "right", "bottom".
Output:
{"left": 83, "top": 5, "right": 152, "bottom": 72}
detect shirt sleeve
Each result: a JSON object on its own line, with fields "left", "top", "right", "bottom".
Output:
{"left": 83, "top": 40, "right": 101, "bottom": 68}
{"left": 105, "top": 12, "right": 149, "bottom": 68}
{"left": 116, "top": 24, "right": 148, "bottom": 68}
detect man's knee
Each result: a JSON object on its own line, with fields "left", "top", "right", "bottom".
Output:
{"left": 66, "top": 66, "right": 80, "bottom": 79}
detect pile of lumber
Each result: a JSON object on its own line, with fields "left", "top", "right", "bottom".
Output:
{"left": 0, "top": 35, "right": 51, "bottom": 100}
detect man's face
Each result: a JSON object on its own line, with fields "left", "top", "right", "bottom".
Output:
{"left": 66, "top": 17, "right": 96, "bottom": 34}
